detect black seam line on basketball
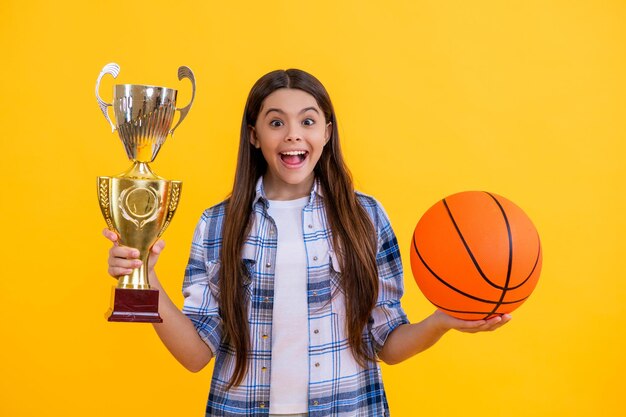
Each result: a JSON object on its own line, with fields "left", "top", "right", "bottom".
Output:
{"left": 506, "top": 235, "right": 542, "bottom": 291}
{"left": 430, "top": 300, "right": 497, "bottom": 316}
{"left": 412, "top": 234, "right": 528, "bottom": 305}
{"left": 484, "top": 193, "right": 514, "bottom": 319}
{"left": 442, "top": 198, "right": 505, "bottom": 291}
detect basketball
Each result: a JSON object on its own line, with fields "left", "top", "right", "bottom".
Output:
{"left": 410, "top": 191, "right": 542, "bottom": 320}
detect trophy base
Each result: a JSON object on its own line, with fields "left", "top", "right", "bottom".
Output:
{"left": 107, "top": 288, "right": 163, "bottom": 323}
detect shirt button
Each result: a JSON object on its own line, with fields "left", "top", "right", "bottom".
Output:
{"left": 313, "top": 400, "right": 319, "bottom": 406}
{"left": 308, "top": 224, "right": 313, "bottom": 229}
{"left": 260, "top": 402, "right": 266, "bottom": 408}
{"left": 261, "top": 366, "right": 267, "bottom": 372}
{"left": 313, "top": 329, "right": 319, "bottom": 334}
{"left": 313, "top": 291, "right": 318, "bottom": 296}
{"left": 265, "top": 262, "right": 271, "bottom": 268}
{"left": 262, "top": 334, "right": 268, "bottom": 339}
{"left": 264, "top": 296, "right": 270, "bottom": 302}
{"left": 313, "top": 256, "right": 318, "bottom": 261}
{"left": 269, "top": 228, "right": 275, "bottom": 235}
{"left": 315, "top": 362, "right": 320, "bottom": 367}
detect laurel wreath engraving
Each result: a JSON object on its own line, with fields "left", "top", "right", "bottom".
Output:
{"left": 98, "top": 178, "right": 115, "bottom": 231}
{"left": 158, "top": 182, "right": 182, "bottom": 237}
{"left": 170, "top": 183, "right": 181, "bottom": 210}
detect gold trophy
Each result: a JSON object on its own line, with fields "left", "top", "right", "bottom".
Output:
{"left": 96, "top": 63, "right": 195, "bottom": 322}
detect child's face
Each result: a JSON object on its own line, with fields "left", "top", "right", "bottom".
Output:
{"left": 250, "top": 88, "right": 331, "bottom": 200}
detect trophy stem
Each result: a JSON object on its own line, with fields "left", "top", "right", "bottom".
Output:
{"left": 119, "top": 161, "right": 163, "bottom": 180}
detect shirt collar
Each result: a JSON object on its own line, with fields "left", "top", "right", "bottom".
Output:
{"left": 252, "top": 176, "right": 323, "bottom": 209}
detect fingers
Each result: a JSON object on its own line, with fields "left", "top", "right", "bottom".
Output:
{"left": 102, "top": 228, "right": 119, "bottom": 245}
{"left": 108, "top": 245, "right": 142, "bottom": 278}
{"left": 103, "top": 231, "right": 166, "bottom": 278}
{"left": 456, "top": 314, "right": 512, "bottom": 333}
{"left": 147, "top": 239, "right": 165, "bottom": 271}
{"left": 486, "top": 314, "right": 512, "bottom": 331}
{"left": 108, "top": 265, "right": 139, "bottom": 278}
{"left": 151, "top": 239, "right": 165, "bottom": 254}
{"left": 110, "top": 245, "right": 140, "bottom": 259}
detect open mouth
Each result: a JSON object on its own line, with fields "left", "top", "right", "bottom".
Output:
{"left": 280, "top": 150, "right": 308, "bottom": 166}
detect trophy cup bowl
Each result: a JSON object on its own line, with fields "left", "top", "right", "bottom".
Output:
{"left": 96, "top": 63, "right": 195, "bottom": 322}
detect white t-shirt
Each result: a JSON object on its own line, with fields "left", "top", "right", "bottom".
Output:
{"left": 267, "top": 197, "right": 310, "bottom": 414}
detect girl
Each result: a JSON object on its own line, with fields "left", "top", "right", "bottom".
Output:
{"left": 105, "top": 69, "right": 509, "bottom": 417}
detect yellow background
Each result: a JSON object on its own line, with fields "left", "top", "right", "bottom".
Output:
{"left": 1, "top": 1, "right": 624, "bottom": 416}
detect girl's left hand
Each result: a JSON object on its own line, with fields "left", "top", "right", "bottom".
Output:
{"left": 432, "top": 309, "right": 512, "bottom": 333}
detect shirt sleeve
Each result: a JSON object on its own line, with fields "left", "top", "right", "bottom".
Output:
{"left": 369, "top": 200, "right": 410, "bottom": 354}
{"left": 181, "top": 212, "right": 222, "bottom": 355}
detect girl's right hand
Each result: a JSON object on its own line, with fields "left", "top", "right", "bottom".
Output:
{"left": 103, "top": 228, "right": 142, "bottom": 278}
{"left": 103, "top": 229, "right": 166, "bottom": 278}
{"left": 430, "top": 309, "right": 511, "bottom": 333}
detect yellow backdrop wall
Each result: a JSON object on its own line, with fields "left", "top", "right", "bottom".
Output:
{"left": 1, "top": 1, "right": 624, "bottom": 416}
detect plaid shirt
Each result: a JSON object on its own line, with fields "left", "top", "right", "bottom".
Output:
{"left": 182, "top": 178, "right": 409, "bottom": 417}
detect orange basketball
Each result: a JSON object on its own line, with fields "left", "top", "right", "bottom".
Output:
{"left": 410, "top": 191, "right": 542, "bottom": 320}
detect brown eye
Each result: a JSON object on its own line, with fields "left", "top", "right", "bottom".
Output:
{"left": 302, "top": 118, "right": 315, "bottom": 126}
{"left": 270, "top": 120, "right": 284, "bottom": 127}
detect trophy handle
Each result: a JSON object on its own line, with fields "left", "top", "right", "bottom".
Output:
{"left": 96, "top": 63, "right": 120, "bottom": 132}
{"left": 170, "top": 66, "right": 196, "bottom": 136}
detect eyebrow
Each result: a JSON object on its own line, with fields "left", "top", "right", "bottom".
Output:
{"left": 263, "top": 106, "right": 320, "bottom": 117}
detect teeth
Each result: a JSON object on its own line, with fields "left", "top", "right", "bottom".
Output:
{"left": 281, "top": 150, "right": 307, "bottom": 156}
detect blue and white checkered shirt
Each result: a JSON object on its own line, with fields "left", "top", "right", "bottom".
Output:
{"left": 182, "top": 178, "right": 409, "bottom": 417}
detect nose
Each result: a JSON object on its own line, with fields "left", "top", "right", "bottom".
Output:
{"left": 285, "top": 125, "right": 302, "bottom": 142}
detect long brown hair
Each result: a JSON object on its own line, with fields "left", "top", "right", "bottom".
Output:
{"left": 221, "top": 69, "right": 379, "bottom": 388}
